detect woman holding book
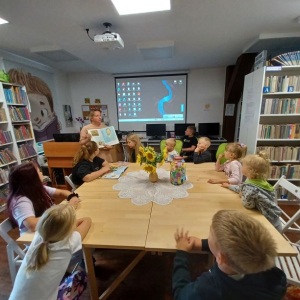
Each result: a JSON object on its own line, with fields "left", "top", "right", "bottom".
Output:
{"left": 72, "top": 141, "right": 110, "bottom": 186}
{"left": 79, "top": 109, "right": 114, "bottom": 162}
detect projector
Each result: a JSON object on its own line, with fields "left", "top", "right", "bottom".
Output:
{"left": 93, "top": 22, "right": 124, "bottom": 50}
{"left": 94, "top": 32, "right": 124, "bottom": 50}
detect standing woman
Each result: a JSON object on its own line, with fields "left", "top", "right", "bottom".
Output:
{"left": 80, "top": 109, "right": 114, "bottom": 162}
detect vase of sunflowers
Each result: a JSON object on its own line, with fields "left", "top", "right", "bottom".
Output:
{"left": 137, "top": 146, "right": 168, "bottom": 183}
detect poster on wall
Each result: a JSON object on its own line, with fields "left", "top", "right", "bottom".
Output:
{"left": 63, "top": 105, "right": 73, "bottom": 127}
{"left": 8, "top": 69, "right": 61, "bottom": 142}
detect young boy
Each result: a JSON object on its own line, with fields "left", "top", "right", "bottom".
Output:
{"left": 173, "top": 210, "right": 286, "bottom": 300}
{"left": 181, "top": 126, "right": 198, "bottom": 162}
{"left": 165, "top": 138, "right": 179, "bottom": 162}
{"left": 193, "top": 137, "right": 212, "bottom": 164}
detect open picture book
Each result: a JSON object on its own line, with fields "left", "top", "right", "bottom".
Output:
{"left": 88, "top": 126, "right": 119, "bottom": 148}
{"left": 101, "top": 166, "right": 128, "bottom": 179}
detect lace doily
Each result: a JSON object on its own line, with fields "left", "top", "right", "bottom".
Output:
{"left": 113, "top": 168, "right": 193, "bottom": 206}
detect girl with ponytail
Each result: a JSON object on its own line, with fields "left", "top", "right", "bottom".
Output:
{"left": 72, "top": 141, "right": 110, "bottom": 185}
{"left": 9, "top": 204, "right": 91, "bottom": 300}
{"left": 222, "top": 152, "right": 282, "bottom": 232}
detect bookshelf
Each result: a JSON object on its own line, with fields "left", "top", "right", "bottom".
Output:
{"left": 0, "top": 82, "right": 38, "bottom": 212}
{"left": 239, "top": 66, "right": 300, "bottom": 199}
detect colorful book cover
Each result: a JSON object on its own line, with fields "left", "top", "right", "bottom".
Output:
{"left": 101, "top": 166, "right": 128, "bottom": 179}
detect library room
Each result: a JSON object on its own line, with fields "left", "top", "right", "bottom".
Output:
{"left": 0, "top": 0, "right": 300, "bottom": 299}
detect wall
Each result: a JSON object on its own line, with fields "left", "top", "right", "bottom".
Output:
{"left": 68, "top": 68, "right": 226, "bottom": 132}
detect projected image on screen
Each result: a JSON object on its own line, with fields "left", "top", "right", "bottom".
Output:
{"left": 116, "top": 75, "right": 187, "bottom": 131}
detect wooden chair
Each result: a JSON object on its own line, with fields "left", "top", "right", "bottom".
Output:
{"left": 160, "top": 139, "right": 183, "bottom": 154}
{"left": 64, "top": 174, "right": 78, "bottom": 192}
{"left": 0, "top": 219, "right": 26, "bottom": 284}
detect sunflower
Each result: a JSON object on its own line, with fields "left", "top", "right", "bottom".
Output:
{"left": 163, "top": 148, "right": 168, "bottom": 160}
{"left": 145, "top": 151, "right": 155, "bottom": 162}
{"left": 136, "top": 153, "right": 142, "bottom": 164}
{"left": 139, "top": 146, "right": 145, "bottom": 156}
{"left": 143, "top": 164, "right": 156, "bottom": 174}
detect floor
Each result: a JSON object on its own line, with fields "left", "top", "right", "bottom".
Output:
{"left": 0, "top": 205, "right": 299, "bottom": 300}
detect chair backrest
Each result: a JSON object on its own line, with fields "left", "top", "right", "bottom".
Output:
{"left": 160, "top": 140, "right": 183, "bottom": 154}
{"left": 122, "top": 143, "right": 129, "bottom": 162}
{"left": 65, "top": 174, "right": 77, "bottom": 192}
{"left": 216, "top": 143, "right": 228, "bottom": 165}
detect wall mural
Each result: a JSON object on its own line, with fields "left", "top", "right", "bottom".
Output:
{"left": 8, "top": 69, "right": 61, "bottom": 142}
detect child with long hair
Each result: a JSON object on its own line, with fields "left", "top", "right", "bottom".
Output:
{"left": 208, "top": 142, "right": 247, "bottom": 185}
{"left": 126, "top": 134, "right": 142, "bottom": 162}
{"left": 7, "top": 162, "right": 80, "bottom": 235}
{"left": 72, "top": 141, "right": 110, "bottom": 186}
{"left": 9, "top": 204, "right": 91, "bottom": 300}
{"left": 222, "top": 152, "right": 282, "bottom": 231}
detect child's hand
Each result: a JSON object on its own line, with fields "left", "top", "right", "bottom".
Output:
{"left": 221, "top": 183, "right": 230, "bottom": 188}
{"left": 194, "top": 147, "right": 200, "bottom": 153}
{"left": 174, "top": 228, "right": 195, "bottom": 252}
{"left": 239, "top": 192, "right": 242, "bottom": 198}
{"left": 218, "top": 153, "right": 225, "bottom": 159}
{"left": 101, "top": 166, "right": 111, "bottom": 174}
{"left": 207, "top": 179, "right": 223, "bottom": 184}
{"left": 69, "top": 197, "right": 81, "bottom": 209}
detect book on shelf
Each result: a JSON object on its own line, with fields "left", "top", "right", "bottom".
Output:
{"left": 261, "top": 98, "right": 300, "bottom": 115}
{"left": 87, "top": 126, "right": 119, "bottom": 148}
{"left": 0, "top": 130, "right": 13, "bottom": 145}
{"left": 257, "top": 124, "right": 300, "bottom": 139}
{"left": 0, "top": 187, "right": 9, "bottom": 206}
{"left": 277, "top": 187, "right": 300, "bottom": 201}
{"left": 13, "top": 125, "right": 33, "bottom": 141}
{"left": 0, "top": 108, "right": 7, "bottom": 122}
{"left": 0, "top": 167, "right": 10, "bottom": 185}
{"left": 0, "top": 148, "right": 17, "bottom": 165}
{"left": 264, "top": 75, "right": 300, "bottom": 93}
{"left": 256, "top": 146, "right": 300, "bottom": 162}
{"left": 9, "top": 106, "right": 30, "bottom": 121}
{"left": 3, "top": 86, "right": 27, "bottom": 105}
{"left": 269, "top": 164, "right": 300, "bottom": 179}
{"left": 18, "top": 143, "right": 37, "bottom": 159}
{"left": 272, "top": 52, "right": 300, "bottom": 66}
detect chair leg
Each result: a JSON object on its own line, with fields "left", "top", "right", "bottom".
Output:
{"left": 7, "top": 244, "right": 17, "bottom": 284}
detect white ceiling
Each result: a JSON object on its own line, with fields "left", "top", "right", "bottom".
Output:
{"left": 0, "top": 0, "right": 300, "bottom": 74}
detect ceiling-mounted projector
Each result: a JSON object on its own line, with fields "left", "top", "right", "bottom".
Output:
{"left": 93, "top": 22, "right": 124, "bottom": 50}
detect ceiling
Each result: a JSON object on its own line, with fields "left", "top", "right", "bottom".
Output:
{"left": 0, "top": 0, "right": 300, "bottom": 74}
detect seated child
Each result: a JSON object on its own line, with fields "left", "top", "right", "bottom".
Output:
{"left": 193, "top": 137, "right": 212, "bottom": 164}
{"left": 181, "top": 126, "right": 198, "bottom": 162}
{"left": 126, "top": 133, "right": 142, "bottom": 163}
{"left": 165, "top": 138, "right": 179, "bottom": 162}
{"left": 222, "top": 152, "right": 282, "bottom": 232}
{"left": 208, "top": 142, "right": 247, "bottom": 185}
{"left": 173, "top": 210, "right": 287, "bottom": 300}
{"left": 72, "top": 141, "right": 110, "bottom": 186}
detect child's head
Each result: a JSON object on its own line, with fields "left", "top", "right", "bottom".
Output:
{"left": 26, "top": 204, "right": 76, "bottom": 271}
{"left": 197, "top": 137, "right": 211, "bottom": 151}
{"left": 126, "top": 134, "right": 142, "bottom": 162}
{"left": 185, "top": 126, "right": 196, "bottom": 137}
{"left": 225, "top": 143, "right": 247, "bottom": 160}
{"left": 242, "top": 152, "right": 270, "bottom": 180}
{"left": 209, "top": 210, "right": 277, "bottom": 274}
{"left": 73, "top": 141, "right": 99, "bottom": 166}
{"left": 89, "top": 109, "right": 102, "bottom": 124}
{"left": 166, "top": 138, "right": 176, "bottom": 152}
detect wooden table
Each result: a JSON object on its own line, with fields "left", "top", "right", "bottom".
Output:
{"left": 17, "top": 163, "right": 297, "bottom": 300}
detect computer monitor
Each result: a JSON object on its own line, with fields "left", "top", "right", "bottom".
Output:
{"left": 146, "top": 124, "right": 166, "bottom": 139}
{"left": 198, "top": 123, "right": 220, "bottom": 137}
{"left": 53, "top": 133, "right": 80, "bottom": 142}
{"left": 174, "top": 123, "right": 196, "bottom": 137}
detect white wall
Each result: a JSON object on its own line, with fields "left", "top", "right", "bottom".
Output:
{"left": 68, "top": 68, "right": 226, "bottom": 132}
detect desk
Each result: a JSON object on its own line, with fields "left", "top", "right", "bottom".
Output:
{"left": 17, "top": 163, "right": 297, "bottom": 300}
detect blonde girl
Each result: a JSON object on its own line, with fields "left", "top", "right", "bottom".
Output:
{"left": 208, "top": 142, "right": 247, "bottom": 185}
{"left": 9, "top": 204, "right": 92, "bottom": 300}
{"left": 72, "top": 141, "right": 110, "bottom": 186}
{"left": 126, "top": 134, "right": 142, "bottom": 162}
{"left": 222, "top": 152, "right": 282, "bottom": 231}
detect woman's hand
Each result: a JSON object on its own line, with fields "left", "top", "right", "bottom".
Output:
{"left": 103, "top": 144, "right": 113, "bottom": 150}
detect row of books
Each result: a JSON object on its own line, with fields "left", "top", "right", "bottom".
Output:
{"left": 0, "top": 187, "right": 9, "bottom": 206}
{"left": 264, "top": 76, "right": 300, "bottom": 93}
{"left": 272, "top": 52, "right": 300, "bottom": 66}
{"left": 14, "top": 125, "right": 33, "bottom": 141}
{"left": 0, "top": 108, "right": 7, "bottom": 122}
{"left": 3, "top": 86, "right": 27, "bottom": 105}
{"left": 0, "top": 130, "right": 13, "bottom": 145}
{"left": 18, "top": 143, "right": 37, "bottom": 159}
{"left": 0, "top": 167, "right": 9, "bottom": 185}
{"left": 258, "top": 124, "right": 300, "bottom": 139}
{"left": 277, "top": 187, "right": 300, "bottom": 201}
{"left": 256, "top": 146, "right": 300, "bottom": 162}
{"left": 270, "top": 165, "right": 300, "bottom": 179}
{"left": 0, "top": 148, "right": 17, "bottom": 166}
{"left": 260, "top": 98, "right": 300, "bottom": 115}
{"left": 9, "top": 106, "right": 30, "bottom": 122}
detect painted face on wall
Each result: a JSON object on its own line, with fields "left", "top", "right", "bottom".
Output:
{"left": 28, "top": 94, "right": 53, "bottom": 129}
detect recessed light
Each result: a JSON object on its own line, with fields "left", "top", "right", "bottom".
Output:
{"left": 0, "top": 17, "right": 8, "bottom": 25}
{"left": 111, "top": 0, "right": 170, "bottom": 15}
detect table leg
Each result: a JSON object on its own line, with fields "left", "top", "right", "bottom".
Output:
{"left": 83, "top": 247, "right": 98, "bottom": 300}
{"left": 99, "top": 251, "right": 147, "bottom": 300}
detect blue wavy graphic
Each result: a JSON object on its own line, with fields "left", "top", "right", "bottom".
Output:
{"left": 158, "top": 80, "right": 172, "bottom": 117}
